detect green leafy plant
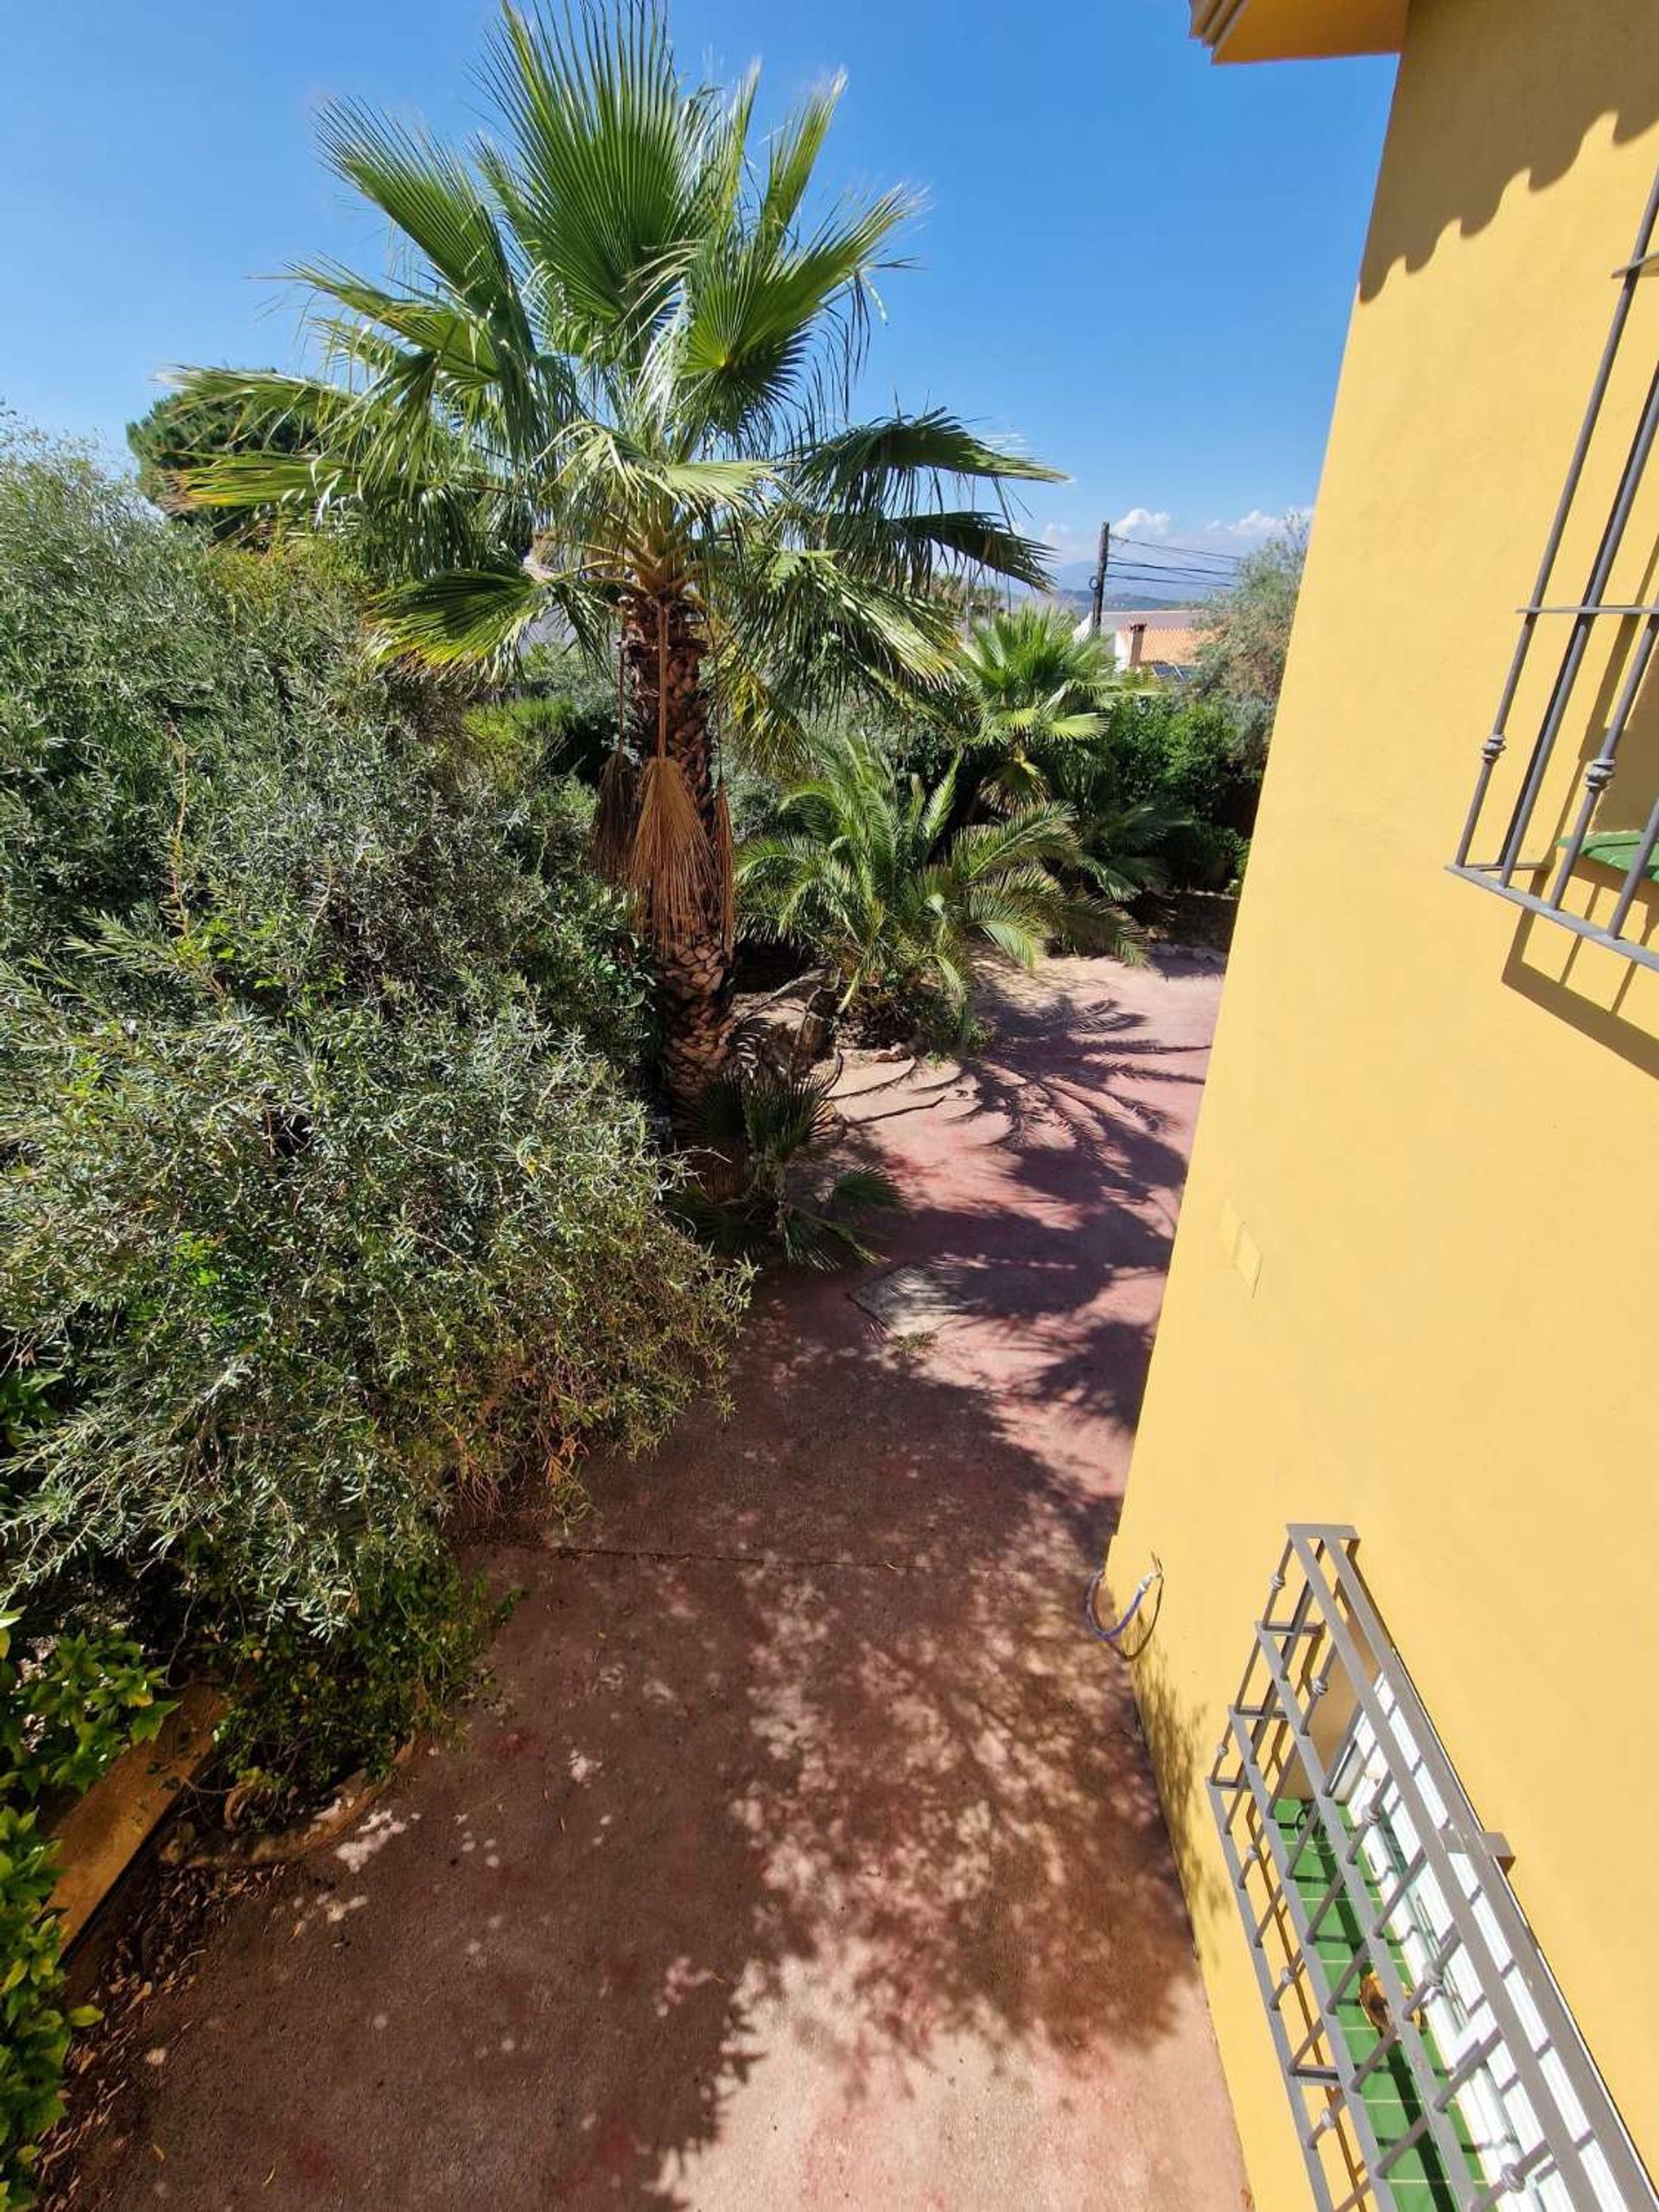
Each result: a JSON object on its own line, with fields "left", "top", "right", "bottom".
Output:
{"left": 211, "top": 1555, "right": 505, "bottom": 1827}
{"left": 0, "top": 1618, "right": 171, "bottom": 2209}
{"left": 0, "top": 1363, "right": 60, "bottom": 1459}
{"left": 125, "top": 384, "right": 319, "bottom": 542}
{"left": 1043, "top": 747, "right": 1189, "bottom": 904}
{"left": 1192, "top": 515, "right": 1307, "bottom": 751}
{"left": 740, "top": 734, "right": 1134, "bottom": 1046}
{"left": 679, "top": 1066, "right": 900, "bottom": 1269}
{"left": 0, "top": 431, "right": 647, "bottom": 1064}
{"left": 0, "top": 1628, "right": 172, "bottom": 1802}
{"left": 1095, "top": 690, "right": 1262, "bottom": 891}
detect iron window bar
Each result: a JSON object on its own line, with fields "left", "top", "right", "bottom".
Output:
{"left": 1449, "top": 168, "right": 1659, "bottom": 969}
{"left": 1206, "top": 1525, "right": 1659, "bottom": 2210}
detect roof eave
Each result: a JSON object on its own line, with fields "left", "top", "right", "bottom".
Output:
{"left": 1188, "top": 0, "right": 1406, "bottom": 63}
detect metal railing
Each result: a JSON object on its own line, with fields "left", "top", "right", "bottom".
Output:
{"left": 1207, "top": 1525, "right": 1658, "bottom": 2210}
{"left": 1449, "top": 170, "right": 1659, "bottom": 970}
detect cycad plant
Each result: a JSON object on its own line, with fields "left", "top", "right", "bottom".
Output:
{"left": 952, "top": 602, "right": 1132, "bottom": 810}
{"left": 740, "top": 734, "right": 1135, "bottom": 1045}
{"left": 679, "top": 1065, "right": 901, "bottom": 1269}
{"left": 172, "top": 3, "right": 1055, "bottom": 1107}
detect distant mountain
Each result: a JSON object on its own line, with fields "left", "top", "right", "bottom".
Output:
{"left": 1048, "top": 556, "right": 1217, "bottom": 607}
{"left": 1027, "top": 582, "right": 1204, "bottom": 613}
{"left": 1049, "top": 560, "right": 1103, "bottom": 593}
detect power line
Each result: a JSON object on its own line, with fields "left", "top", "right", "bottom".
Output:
{"left": 1104, "top": 559, "right": 1230, "bottom": 578}
{"left": 1112, "top": 531, "right": 1247, "bottom": 565}
{"left": 1101, "top": 565, "right": 1229, "bottom": 591}
{"left": 1112, "top": 533, "right": 1245, "bottom": 570}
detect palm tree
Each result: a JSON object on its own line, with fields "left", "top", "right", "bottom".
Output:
{"left": 951, "top": 602, "right": 1134, "bottom": 810}
{"left": 173, "top": 3, "right": 1056, "bottom": 1108}
{"left": 739, "top": 734, "right": 1134, "bottom": 1045}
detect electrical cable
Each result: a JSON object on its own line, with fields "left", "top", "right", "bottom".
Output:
{"left": 1104, "top": 578, "right": 1230, "bottom": 590}
{"left": 1112, "top": 531, "right": 1247, "bottom": 568}
{"left": 1084, "top": 1554, "right": 1164, "bottom": 1644}
{"left": 1104, "top": 580, "right": 1233, "bottom": 595}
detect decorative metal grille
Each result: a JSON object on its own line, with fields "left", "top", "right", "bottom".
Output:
{"left": 1449, "top": 170, "right": 1659, "bottom": 969}
{"left": 1207, "top": 1525, "right": 1656, "bottom": 2211}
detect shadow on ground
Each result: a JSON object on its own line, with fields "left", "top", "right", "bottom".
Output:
{"left": 67, "top": 957, "right": 1243, "bottom": 2212}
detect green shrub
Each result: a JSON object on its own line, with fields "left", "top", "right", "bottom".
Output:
{"left": 0, "top": 424, "right": 745, "bottom": 2199}
{"left": 126, "top": 384, "right": 320, "bottom": 542}
{"left": 1, "top": 988, "right": 744, "bottom": 1630}
{"left": 462, "top": 645, "right": 620, "bottom": 790}
{"left": 0, "top": 430, "right": 647, "bottom": 1067}
{"left": 1097, "top": 694, "right": 1262, "bottom": 890}
{"left": 0, "top": 435, "right": 742, "bottom": 1634}
{"left": 212, "top": 1554, "right": 505, "bottom": 1827}
{"left": 0, "top": 1618, "right": 171, "bottom": 2209}
{"left": 740, "top": 735, "right": 1135, "bottom": 1046}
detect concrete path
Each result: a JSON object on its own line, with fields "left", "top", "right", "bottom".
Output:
{"left": 74, "top": 954, "right": 1246, "bottom": 2212}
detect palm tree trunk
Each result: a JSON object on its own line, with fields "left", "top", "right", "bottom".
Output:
{"left": 620, "top": 588, "right": 733, "bottom": 1112}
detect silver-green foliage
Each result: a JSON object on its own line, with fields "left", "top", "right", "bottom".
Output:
{"left": 0, "top": 434, "right": 743, "bottom": 1630}
{"left": 0, "top": 429, "right": 643, "bottom": 1058}
{"left": 1, "top": 996, "right": 743, "bottom": 1625}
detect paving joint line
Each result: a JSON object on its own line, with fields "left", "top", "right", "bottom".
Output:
{"left": 498, "top": 1537, "right": 1008, "bottom": 1578}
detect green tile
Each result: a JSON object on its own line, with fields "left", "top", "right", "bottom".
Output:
{"left": 1267, "top": 1799, "right": 1487, "bottom": 2204}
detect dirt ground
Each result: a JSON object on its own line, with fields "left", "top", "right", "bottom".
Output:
{"left": 67, "top": 952, "right": 1247, "bottom": 2212}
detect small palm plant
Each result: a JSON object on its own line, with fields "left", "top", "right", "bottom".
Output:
{"left": 1045, "top": 747, "right": 1190, "bottom": 905}
{"left": 170, "top": 2, "right": 1057, "bottom": 1109}
{"left": 679, "top": 1065, "right": 901, "bottom": 1269}
{"left": 740, "top": 734, "right": 1135, "bottom": 1045}
{"left": 950, "top": 603, "right": 1135, "bottom": 810}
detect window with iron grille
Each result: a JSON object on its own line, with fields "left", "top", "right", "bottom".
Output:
{"left": 1449, "top": 170, "right": 1659, "bottom": 968}
{"left": 1208, "top": 1526, "right": 1656, "bottom": 2211}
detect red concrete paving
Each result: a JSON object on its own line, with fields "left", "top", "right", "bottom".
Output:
{"left": 73, "top": 952, "right": 1246, "bottom": 2212}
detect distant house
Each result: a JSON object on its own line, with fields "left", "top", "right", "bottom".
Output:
{"left": 1074, "top": 604, "right": 1206, "bottom": 680}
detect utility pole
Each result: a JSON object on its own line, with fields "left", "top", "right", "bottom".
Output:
{"left": 1089, "top": 519, "right": 1110, "bottom": 636}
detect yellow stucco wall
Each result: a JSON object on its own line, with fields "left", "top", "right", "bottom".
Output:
{"left": 1113, "top": 0, "right": 1659, "bottom": 2202}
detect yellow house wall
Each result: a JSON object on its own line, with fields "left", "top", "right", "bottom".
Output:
{"left": 1113, "top": 0, "right": 1659, "bottom": 2202}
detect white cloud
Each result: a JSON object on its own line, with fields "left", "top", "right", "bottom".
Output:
{"left": 1028, "top": 503, "right": 1311, "bottom": 586}
{"left": 1112, "top": 505, "right": 1306, "bottom": 554}
{"left": 1204, "top": 507, "right": 1297, "bottom": 541}
{"left": 1112, "top": 506, "right": 1176, "bottom": 538}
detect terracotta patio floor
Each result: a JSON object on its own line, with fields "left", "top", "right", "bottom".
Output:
{"left": 71, "top": 952, "right": 1247, "bottom": 2212}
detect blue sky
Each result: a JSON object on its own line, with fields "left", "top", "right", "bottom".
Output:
{"left": 2, "top": 2, "right": 1395, "bottom": 575}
